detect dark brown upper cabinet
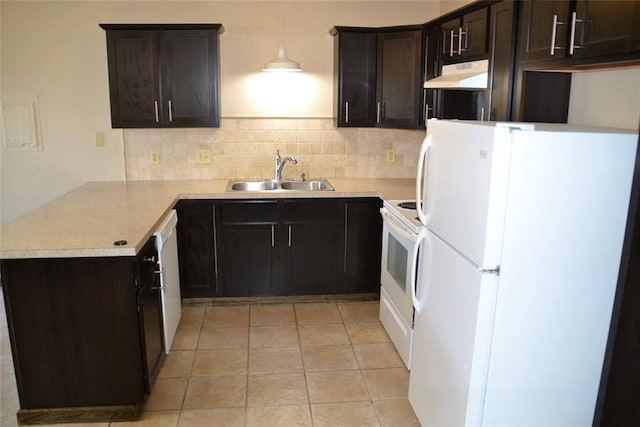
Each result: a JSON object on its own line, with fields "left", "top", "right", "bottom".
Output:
{"left": 423, "top": 26, "right": 441, "bottom": 120}
{"left": 571, "top": 1, "right": 640, "bottom": 60}
{"left": 519, "top": 1, "right": 640, "bottom": 64}
{"left": 377, "top": 29, "right": 425, "bottom": 128}
{"left": 441, "top": 7, "right": 489, "bottom": 64}
{"left": 331, "top": 26, "right": 426, "bottom": 130}
{"left": 332, "top": 31, "right": 378, "bottom": 127}
{"left": 100, "top": 24, "right": 223, "bottom": 128}
{"left": 486, "top": 0, "right": 517, "bottom": 121}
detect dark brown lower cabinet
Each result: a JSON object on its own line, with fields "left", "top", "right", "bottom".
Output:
{"left": 213, "top": 198, "right": 382, "bottom": 297}
{"left": 0, "top": 237, "right": 163, "bottom": 424}
{"left": 281, "top": 199, "right": 343, "bottom": 295}
{"left": 217, "top": 200, "right": 280, "bottom": 296}
{"left": 344, "top": 198, "right": 383, "bottom": 293}
{"left": 175, "top": 200, "right": 217, "bottom": 298}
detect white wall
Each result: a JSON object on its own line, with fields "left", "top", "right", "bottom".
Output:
{"left": 568, "top": 67, "right": 640, "bottom": 131}
{"left": 0, "top": 0, "right": 442, "bottom": 224}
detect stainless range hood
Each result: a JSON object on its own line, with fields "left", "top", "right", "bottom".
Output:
{"left": 424, "top": 59, "right": 489, "bottom": 89}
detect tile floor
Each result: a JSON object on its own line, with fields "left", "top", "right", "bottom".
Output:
{"left": 0, "top": 298, "right": 420, "bottom": 426}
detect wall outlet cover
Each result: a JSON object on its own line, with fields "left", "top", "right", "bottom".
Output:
{"left": 150, "top": 150, "right": 160, "bottom": 165}
{"left": 386, "top": 149, "right": 395, "bottom": 162}
{"left": 196, "top": 149, "right": 212, "bottom": 164}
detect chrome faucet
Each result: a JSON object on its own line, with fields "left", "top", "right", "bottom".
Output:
{"left": 274, "top": 150, "right": 297, "bottom": 181}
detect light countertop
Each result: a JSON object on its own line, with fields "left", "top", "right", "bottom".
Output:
{"left": 0, "top": 178, "right": 415, "bottom": 259}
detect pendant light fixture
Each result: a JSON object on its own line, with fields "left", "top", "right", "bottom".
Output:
{"left": 262, "top": 0, "right": 302, "bottom": 72}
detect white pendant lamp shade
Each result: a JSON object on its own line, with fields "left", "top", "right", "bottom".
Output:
{"left": 263, "top": 0, "right": 301, "bottom": 72}
{"left": 263, "top": 46, "right": 302, "bottom": 72}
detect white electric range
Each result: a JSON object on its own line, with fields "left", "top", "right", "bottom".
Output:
{"left": 379, "top": 199, "right": 424, "bottom": 369}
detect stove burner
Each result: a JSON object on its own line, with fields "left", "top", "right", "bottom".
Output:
{"left": 397, "top": 201, "right": 417, "bottom": 210}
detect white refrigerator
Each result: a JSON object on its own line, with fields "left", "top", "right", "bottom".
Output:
{"left": 408, "top": 119, "right": 638, "bottom": 426}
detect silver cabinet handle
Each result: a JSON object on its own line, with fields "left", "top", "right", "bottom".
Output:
{"left": 424, "top": 96, "right": 428, "bottom": 122}
{"left": 154, "top": 101, "right": 159, "bottom": 123}
{"left": 168, "top": 100, "right": 173, "bottom": 122}
{"left": 143, "top": 255, "right": 156, "bottom": 263}
{"left": 212, "top": 205, "right": 219, "bottom": 289}
{"left": 550, "top": 14, "right": 559, "bottom": 55}
{"left": 345, "top": 101, "right": 349, "bottom": 123}
{"left": 479, "top": 107, "right": 485, "bottom": 121}
{"left": 343, "top": 204, "right": 348, "bottom": 273}
{"left": 271, "top": 224, "right": 275, "bottom": 247}
{"left": 550, "top": 14, "right": 566, "bottom": 55}
{"left": 449, "top": 29, "right": 455, "bottom": 57}
{"left": 376, "top": 102, "right": 381, "bottom": 123}
{"left": 288, "top": 225, "right": 292, "bottom": 247}
{"left": 458, "top": 26, "right": 464, "bottom": 55}
{"left": 569, "top": 11, "right": 585, "bottom": 55}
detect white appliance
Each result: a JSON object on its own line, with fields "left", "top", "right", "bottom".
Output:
{"left": 154, "top": 209, "right": 182, "bottom": 354}
{"left": 379, "top": 200, "right": 423, "bottom": 368}
{"left": 409, "top": 119, "right": 638, "bottom": 426}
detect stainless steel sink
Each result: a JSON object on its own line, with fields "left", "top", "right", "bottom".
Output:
{"left": 228, "top": 180, "right": 279, "bottom": 191}
{"left": 280, "top": 180, "right": 333, "bottom": 191}
{"left": 226, "top": 178, "right": 334, "bottom": 192}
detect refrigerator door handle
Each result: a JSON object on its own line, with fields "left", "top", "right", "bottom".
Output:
{"left": 416, "top": 134, "right": 433, "bottom": 226}
{"left": 411, "top": 230, "right": 426, "bottom": 313}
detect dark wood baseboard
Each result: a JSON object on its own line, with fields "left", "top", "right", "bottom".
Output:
{"left": 16, "top": 404, "right": 140, "bottom": 425}
{"left": 182, "top": 292, "right": 380, "bottom": 306}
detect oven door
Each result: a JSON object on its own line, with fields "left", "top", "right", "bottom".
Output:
{"left": 379, "top": 207, "right": 423, "bottom": 367}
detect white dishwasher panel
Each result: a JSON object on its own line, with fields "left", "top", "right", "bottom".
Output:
{"left": 154, "top": 209, "right": 182, "bottom": 354}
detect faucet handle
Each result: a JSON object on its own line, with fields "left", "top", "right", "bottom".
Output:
{"left": 299, "top": 172, "right": 306, "bottom": 181}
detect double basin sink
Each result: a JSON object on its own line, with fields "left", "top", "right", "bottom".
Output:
{"left": 226, "top": 178, "right": 334, "bottom": 192}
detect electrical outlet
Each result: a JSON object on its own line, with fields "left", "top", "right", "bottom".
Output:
{"left": 150, "top": 150, "right": 160, "bottom": 165}
{"left": 94, "top": 132, "right": 104, "bottom": 147}
{"left": 386, "top": 149, "right": 396, "bottom": 162}
{"left": 196, "top": 149, "right": 212, "bottom": 164}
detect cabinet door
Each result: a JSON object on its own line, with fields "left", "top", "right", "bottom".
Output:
{"left": 281, "top": 200, "right": 342, "bottom": 295}
{"left": 441, "top": 18, "right": 461, "bottom": 62}
{"left": 105, "top": 30, "right": 160, "bottom": 128}
{"left": 377, "top": 30, "right": 425, "bottom": 128}
{"left": 217, "top": 201, "right": 280, "bottom": 297}
{"left": 176, "top": 201, "right": 217, "bottom": 298}
{"left": 462, "top": 7, "right": 489, "bottom": 59}
{"left": 442, "top": 8, "right": 487, "bottom": 63}
{"left": 520, "top": 0, "right": 571, "bottom": 62}
{"left": 335, "top": 32, "right": 377, "bottom": 127}
{"left": 572, "top": 1, "right": 640, "bottom": 59}
{"left": 137, "top": 238, "right": 165, "bottom": 394}
{"left": 343, "top": 199, "right": 382, "bottom": 293}
{"left": 161, "top": 30, "right": 220, "bottom": 127}
{"left": 424, "top": 26, "right": 440, "bottom": 120}
{"left": 1, "top": 257, "right": 145, "bottom": 410}
{"left": 487, "top": 1, "right": 515, "bottom": 121}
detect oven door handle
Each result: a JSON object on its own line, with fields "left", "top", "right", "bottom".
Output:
{"left": 411, "top": 230, "right": 426, "bottom": 313}
{"left": 416, "top": 134, "right": 432, "bottom": 226}
{"left": 380, "top": 208, "right": 419, "bottom": 243}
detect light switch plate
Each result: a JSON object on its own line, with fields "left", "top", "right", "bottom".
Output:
{"left": 94, "top": 132, "right": 104, "bottom": 147}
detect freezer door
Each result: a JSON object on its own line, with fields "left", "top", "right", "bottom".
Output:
{"left": 408, "top": 230, "right": 498, "bottom": 426}
{"left": 422, "top": 120, "right": 512, "bottom": 269}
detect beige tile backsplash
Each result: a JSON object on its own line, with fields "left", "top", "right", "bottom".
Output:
{"left": 124, "top": 118, "right": 424, "bottom": 181}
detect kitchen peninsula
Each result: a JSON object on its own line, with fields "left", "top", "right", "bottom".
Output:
{"left": 0, "top": 178, "right": 414, "bottom": 424}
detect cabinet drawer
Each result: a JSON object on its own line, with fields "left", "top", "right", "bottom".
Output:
{"left": 218, "top": 200, "right": 279, "bottom": 224}
{"left": 282, "top": 199, "right": 341, "bottom": 222}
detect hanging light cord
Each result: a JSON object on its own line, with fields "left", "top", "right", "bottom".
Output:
{"left": 279, "top": 0, "right": 284, "bottom": 49}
